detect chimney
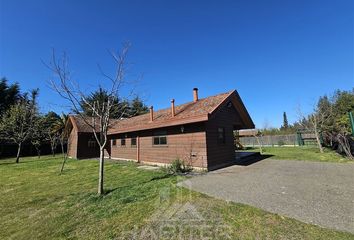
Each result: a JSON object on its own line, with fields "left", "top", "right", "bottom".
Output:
{"left": 149, "top": 106, "right": 154, "bottom": 121}
{"left": 171, "top": 99, "right": 175, "bottom": 117}
{"left": 193, "top": 88, "right": 199, "bottom": 102}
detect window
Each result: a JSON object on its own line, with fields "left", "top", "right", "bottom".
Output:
{"left": 131, "top": 137, "right": 137, "bottom": 147}
{"left": 217, "top": 127, "right": 225, "bottom": 144}
{"left": 112, "top": 139, "right": 116, "bottom": 146}
{"left": 121, "top": 138, "right": 126, "bottom": 146}
{"left": 88, "top": 140, "right": 96, "bottom": 148}
{"left": 153, "top": 131, "right": 167, "bottom": 145}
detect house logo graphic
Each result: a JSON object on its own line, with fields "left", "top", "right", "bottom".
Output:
{"left": 150, "top": 202, "right": 204, "bottom": 223}
{"left": 118, "top": 202, "right": 232, "bottom": 240}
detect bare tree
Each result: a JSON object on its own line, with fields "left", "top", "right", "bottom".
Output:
{"left": 296, "top": 103, "right": 332, "bottom": 153}
{"left": 254, "top": 132, "right": 263, "bottom": 154}
{"left": 52, "top": 113, "right": 69, "bottom": 173}
{"left": 309, "top": 113, "right": 324, "bottom": 152}
{"left": 262, "top": 118, "right": 271, "bottom": 130}
{"left": 46, "top": 43, "right": 133, "bottom": 195}
{"left": 47, "top": 130, "right": 59, "bottom": 157}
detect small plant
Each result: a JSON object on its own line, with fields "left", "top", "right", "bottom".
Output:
{"left": 163, "top": 159, "right": 193, "bottom": 175}
{"left": 278, "top": 140, "right": 285, "bottom": 146}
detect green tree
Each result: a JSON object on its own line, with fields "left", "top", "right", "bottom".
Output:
{"left": 332, "top": 89, "right": 354, "bottom": 134}
{"left": 0, "top": 78, "right": 21, "bottom": 116}
{"left": 296, "top": 89, "right": 354, "bottom": 158}
{"left": 129, "top": 96, "right": 149, "bottom": 116}
{"left": 30, "top": 116, "right": 46, "bottom": 158}
{"left": 43, "top": 111, "right": 61, "bottom": 156}
{"left": 330, "top": 89, "right": 354, "bottom": 159}
{"left": 281, "top": 112, "right": 289, "bottom": 129}
{"left": 0, "top": 89, "right": 38, "bottom": 163}
{"left": 80, "top": 87, "right": 123, "bottom": 118}
{"left": 80, "top": 88, "right": 148, "bottom": 119}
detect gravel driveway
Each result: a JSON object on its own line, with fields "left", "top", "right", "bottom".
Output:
{"left": 179, "top": 159, "right": 354, "bottom": 233}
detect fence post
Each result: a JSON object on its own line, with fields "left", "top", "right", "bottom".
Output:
{"left": 349, "top": 112, "right": 354, "bottom": 137}
{"left": 296, "top": 131, "right": 302, "bottom": 146}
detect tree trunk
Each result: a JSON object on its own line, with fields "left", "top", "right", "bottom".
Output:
{"left": 60, "top": 155, "right": 67, "bottom": 174}
{"left": 60, "top": 140, "right": 67, "bottom": 174}
{"left": 52, "top": 145, "right": 55, "bottom": 157}
{"left": 16, "top": 142, "right": 22, "bottom": 163}
{"left": 98, "top": 148, "right": 105, "bottom": 195}
{"left": 337, "top": 134, "right": 354, "bottom": 160}
{"left": 312, "top": 115, "right": 323, "bottom": 153}
{"left": 314, "top": 130, "right": 323, "bottom": 153}
{"left": 61, "top": 139, "right": 65, "bottom": 157}
{"left": 255, "top": 135, "right": 263, "bottom": 154}
{"left": 34, "top": 145, "right": 41, "bottom": 158}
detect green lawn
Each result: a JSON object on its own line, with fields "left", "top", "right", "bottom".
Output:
{"left": 241, "top": 146, "right": 351, "bottom": 163}
{"left": 1, "top": 155, "right": 353, "bottom": 239}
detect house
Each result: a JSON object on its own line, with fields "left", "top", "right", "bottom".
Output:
{"left": 66, "top": 115, "right": 113, "bottom": 159}
{"left": 67, "top": 88, "right": 254, "bottom": 170}
{"left": 108, "top": 88, "right": 254, "bottom": 170}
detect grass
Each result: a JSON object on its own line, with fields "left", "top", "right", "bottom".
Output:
{"left": 1, "top": 155, "right": 353, "bottom": 239}
{"left": 241, "top": 146, "right": 351, "bottom": 163}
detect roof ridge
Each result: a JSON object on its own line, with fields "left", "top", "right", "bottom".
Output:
{"left": 116, "top": 90, "right": 234, "bottom": 122}
{"left": 208, "top": 90, "right": 236, "bottom": 115}
{"left": 67, "top": 89, "right": 254, "bottom": 134}
{"left": 107, "top": 90, "right": 236, "bottom": 134}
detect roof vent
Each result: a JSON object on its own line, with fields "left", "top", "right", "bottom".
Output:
{"left": 171, "top": 99, "right": 175, "bottom": 117}
{"left": 193, "top": 88, "right": 198, "bottom": 102}
{"left": 149, "top": 106, "right": 154, "bottom": 122}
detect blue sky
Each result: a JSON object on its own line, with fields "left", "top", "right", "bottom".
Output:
{"left": 0, "top": 0, "right": 353, "bottom": 128}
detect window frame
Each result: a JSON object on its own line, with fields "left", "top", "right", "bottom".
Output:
{"left": 112, "top": 139, "right": 116, "bottom": 146}
{"left": 88, "top": 140, "right": 96, "bottom": 148}
{"left": 131, "top": 137, "right": 137, "bottom": 147}
{"left": 152, "top": 131, "right": 168, "bottom": 146}
{"left": 120, "top": 138, "right": 126, "bottom": 147}
{"left": 217, "top": 127, "right": 225, "bottom": 144}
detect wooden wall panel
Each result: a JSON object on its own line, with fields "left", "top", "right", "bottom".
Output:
{"left": 110, "top": 123, "right": 208, "bottom": 168}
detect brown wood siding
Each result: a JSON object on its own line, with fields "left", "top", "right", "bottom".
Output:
{"left": 67, "top": 128, "right": 78, "bottom": 158}
{"left": 206, "top": 102, "right": 243, "bottom": 170}
{"left": 67, "top": 128, "right": 112, "bottom": 159}
{"left": 110, "top": 123, "right": 208, "bottom": 168}
{"left": 76, "top": 133, "right": 100, "bottom": 159}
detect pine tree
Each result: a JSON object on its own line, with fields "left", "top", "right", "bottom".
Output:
{"left": 80, "top": 87, "right": 121, "bottom": 118}
{"left": 80, "top": 88, "right": 148, "bottom": 119}
{"left": 0, "top": 78, "right": 21, "bottom": 116}
{"left": 282, "top": 112, "right": 289, "bottom": 129}
{"left": 130, "top": 96, "right": 149, "bottom": 117}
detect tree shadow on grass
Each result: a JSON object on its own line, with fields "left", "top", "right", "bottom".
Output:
{"left": 0, "top": 157, "right": 63, "bottom": 166}
{"left": 104, "top": 173, "right": 172, "bottom": 196}
{"left": 0, "top": 161, "right": 18, "bottom": 166}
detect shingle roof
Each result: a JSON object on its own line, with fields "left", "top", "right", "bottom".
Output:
{"left": 68, "top": 90, "right": 254, "bottom": 134}
{"left": 108, "top": 90, "right": 247, "bottom": 134}
{"left": 68, "top": 115, "right": 118, "bottom": 133}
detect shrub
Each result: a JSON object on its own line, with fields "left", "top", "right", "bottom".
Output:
{"left": 278, "top": 140, "right": 285, "bottom": 146}
{"left": 163, "top": 159, "right": 192, "bottom": 175}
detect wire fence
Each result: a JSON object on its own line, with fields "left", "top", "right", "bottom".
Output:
{"left": 239, "top": 134, "right": 298, "bottom": 147}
